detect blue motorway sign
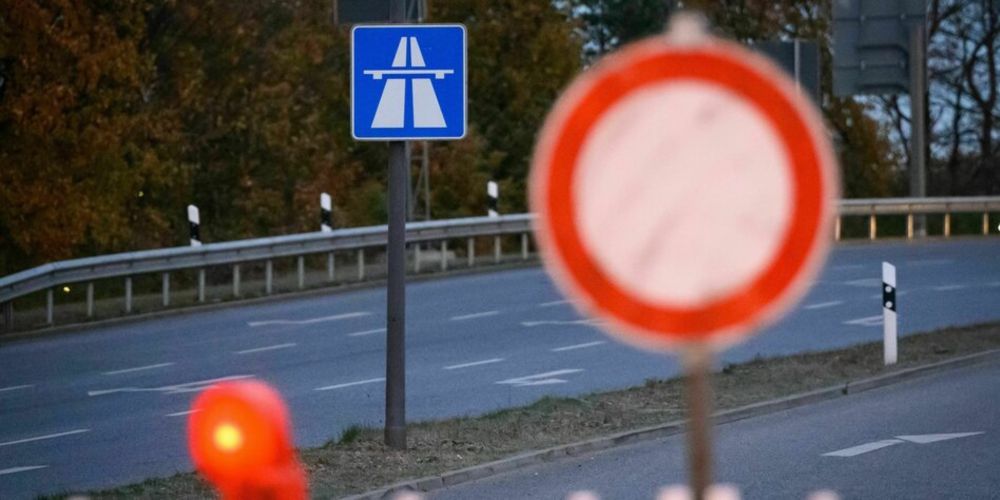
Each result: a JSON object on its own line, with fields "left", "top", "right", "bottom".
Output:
{"left": 352, "top": 24, "right": 466, "bottom": 141}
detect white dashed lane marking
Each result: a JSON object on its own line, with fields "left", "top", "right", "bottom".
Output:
{"left": 247, "top": 312, "right": 371, "bottom": 327}
{"left": 803, "top": 300, "right": 843, "bottom": 310}
{"left": 444, "top": 358, "right": 504, "bottom": 370}
{"left": 0, "top": 384, "right": 34, "bottom": 393}
{"left": 843, "top": 315, "right": 883, "bottom": 327}
{"left": 932, "top": 284, "right": 967, "bottom": 291}
{"left": 315, "top": 378, "right": 385, "bottom": 391}
{"left": 235, "top": 343, "right": 296, "bottom": 355}
{"left": 0, "top": 429, "right": 90, "bottom": 448}
{"left": 0, "top": 466, "right": 48, "bottom": 475}
{"left": 538, "top": 300, "right": 571, "bottom": 307}
{"left": 103, "top": 362, "right": 175, "bottom": 376}
{"left": 348, "top": 328, "right": 386, "bottom": 337}
{"left": 551, "top": 341, "right": 606, "bottom": 352}
{"left": 521, "top": 319, "right": 602, "bottom": 327}
{"left": 450, "top": 311, "right": 500, "bottom": 321}
{"left": 166, "top": 409, "right": 199, "bottom": 418}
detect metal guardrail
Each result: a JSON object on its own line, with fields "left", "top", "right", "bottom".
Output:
{"left": 1, "top": 197, "right": 998, "bottom": 332}
{"left": 837, "top": 196, "right": 1000, "bottom": 240}
{"left": 0, "top": 214, "right": 532, "bottom": 331}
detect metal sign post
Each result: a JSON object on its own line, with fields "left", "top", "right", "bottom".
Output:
{"left": 909, "top": 22, "right": 927, "bottom": 236}
{"left": 683, "top": 348, "right": 714, "bottom": 499}
{"left": 384, "top": 0, "right": 408, "bottom": 451}
{"left": 350, "top": 0, "right": 467, "bottom": 450}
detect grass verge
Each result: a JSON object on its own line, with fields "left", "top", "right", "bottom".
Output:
{"left": 58, "top": 321, "right": 1000, "bottom": 499}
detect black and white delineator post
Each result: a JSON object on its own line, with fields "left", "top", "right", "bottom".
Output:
{"left": 188, "top": 205, "right": 202, "bottom": 246}
{"left": 487, "top": 181, "right": 499, "bottom": 218}
{"left": 321, "top": 192, "right": 336, "bottom": 282}
{"left": 320, "top": 193, "right": 334, "bottom": 233}
{"left": 882, "top": 261, "right": 897, "bottom": 365}
{"left": 189, "top": 204, "right": 205, "bottom": 302}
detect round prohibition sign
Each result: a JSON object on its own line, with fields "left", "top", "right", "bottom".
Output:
{"left": 530, "top": 32, "right": 839, "bottom": 350}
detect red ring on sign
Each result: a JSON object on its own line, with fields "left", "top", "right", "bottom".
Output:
{"left": 538, "top": 42, "right": 829, "bottom": 344}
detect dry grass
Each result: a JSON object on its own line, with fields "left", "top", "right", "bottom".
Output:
{"left": 64, "top": 322, "right": 1000, "bottom": 499}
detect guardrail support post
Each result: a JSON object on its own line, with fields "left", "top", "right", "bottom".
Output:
{"left": 265, "top": 260, "right": 273, "bottom": 295}
{"left": 441, "top": 240, "right": 448, "bottom": 271}
{"left": 44, "top": 289, "right": 53, "bottom": 325}
{"left": 869, "top": 213, "right": 877, "bottom": 240}
{"left": 297, "top": 257, "right": 305, "bottom": 289}
{"left": 124, "top": 277, "right": 132, "bottom": 314}
{"left": 944, "top": 212, "right": 951, "bottom": 237}
{"left": 415, "top": 244, "right": 421, "bottom": 273}
{"left": 197, "top": 269, "right": 206, "bottom": 303}
{"left": 358, "top": 249, "right": 365, "bottom": 281}
{"left": 467, "top": 238, "right": 474, "bottom": 267}
{"left": 327, "top": 253, "right": 335, "bottom": 282}
{"left": 835, "top": 216, "right": 842, "bottom": 241}
{"left": 1, "top": 301, "right": 12, "bottom": 331}
{"left": 494, "top": 236, "right": 501, "bottom": 264}
{"left": 162, "top": 273, "right": 170, "bottom": 307}
{"left": 906, "top": 213, "right": 914, "bottom": 239}
{"left": 521, "top": 233, "right": 528, "bottom": 260}
{"left": 86, "top": 282, "right": 95, "bottom": 318}
{"left": 233, "top": 265, "right": 241, "bottom": 298}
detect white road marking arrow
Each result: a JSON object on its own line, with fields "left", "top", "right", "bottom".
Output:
{"left": 496, "top": 369, "right": 583, "bottom": 387}
{"left": 896, "top": 432, "right": 984, "bottom": 444}
{"left": 88, "top": 374, "right": 252, "bottom": 396}
{"left": 822, "top": 439, "right": 904, "bottom": 457}
{"left": 823, "top": 432, "right": 984, "bottom": 457}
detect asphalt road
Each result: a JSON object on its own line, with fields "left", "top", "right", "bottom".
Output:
{"left": 1, "top": 239, "right": 998, "bottom": 498}
{"left": 429, "top": 355, "right": 1000, "bottom": 500}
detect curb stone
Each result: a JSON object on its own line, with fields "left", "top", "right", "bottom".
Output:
{"left": 340, "top": 348, "right": 1000, "bottom": 500}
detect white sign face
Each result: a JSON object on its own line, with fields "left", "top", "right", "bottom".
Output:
{"left": 575, "top": 82, "right": 792, "bottom": 307}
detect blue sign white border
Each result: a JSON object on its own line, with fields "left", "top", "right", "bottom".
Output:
{"left": 351, "top": 23, "right": 468, "bottom": 141}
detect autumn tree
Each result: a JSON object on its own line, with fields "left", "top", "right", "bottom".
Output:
{"left": 0, "top": 0, "right": 185, "bottom": 273}
{"left": 430, "top": 0, "right": 582, "bottom": 213}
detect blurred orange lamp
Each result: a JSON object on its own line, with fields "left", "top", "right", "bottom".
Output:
{"left": 188, "top": 380, "right": 307, "bottom": 499}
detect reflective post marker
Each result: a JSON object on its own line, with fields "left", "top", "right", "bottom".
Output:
{"left": 320, "top": 193, "right": 333, "bottom": 233}
{"left": 188, "top": 205, "right": 201, "bottom": 247}
{"left": 883, "top": 262, "right": 897, "bottom": 365}
{"left": 487, "top": 180, "right": 499, "bottom": 217}
{"left": 321, "top": 193, "right": 335, "bottom": 281}
{"left": 189, "top": 205, "right": 206, "bottom": 303}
